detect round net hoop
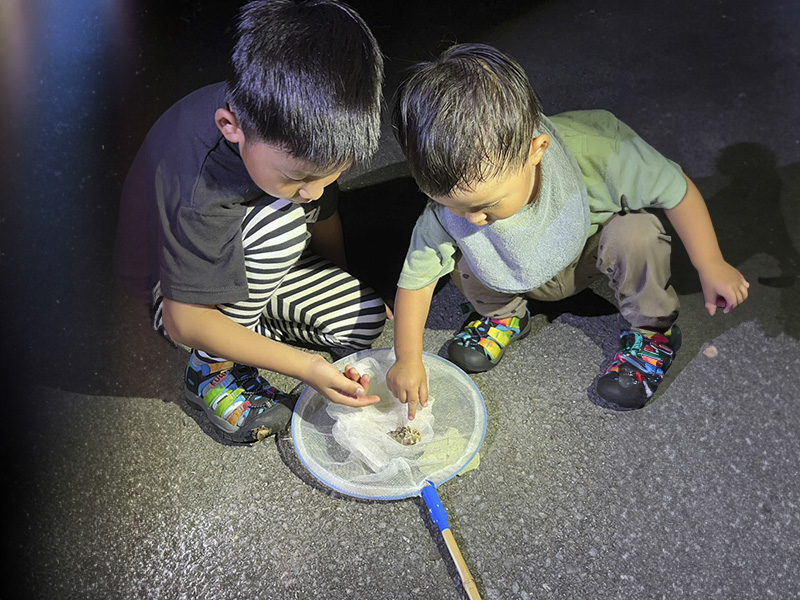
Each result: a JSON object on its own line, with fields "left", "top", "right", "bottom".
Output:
{"left": 291, "top": 348, "right": 486, "bottom": 500}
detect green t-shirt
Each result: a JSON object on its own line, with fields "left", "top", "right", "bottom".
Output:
{"left": 551, "top": 109, "right": 686, "bottom": 235}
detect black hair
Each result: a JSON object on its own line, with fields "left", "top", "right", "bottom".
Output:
{"left": 227, "top": 0, "right": 384, "bottom": 169}
{"left": 393, "top": 43, "right": 542, "bottom": 197}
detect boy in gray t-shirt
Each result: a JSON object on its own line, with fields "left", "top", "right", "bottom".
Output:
{"left": 386, "top": 43, "right": 749, "bottom": 413}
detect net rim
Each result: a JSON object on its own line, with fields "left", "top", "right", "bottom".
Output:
{"left": 291, "top": 348, "right": 486, "bottom": 500}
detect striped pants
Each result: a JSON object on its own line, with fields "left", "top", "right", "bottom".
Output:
{"left": 152, "top": 198, "right": 386, "bottom": 355}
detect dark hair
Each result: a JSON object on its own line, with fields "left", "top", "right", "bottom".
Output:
{"left": 227, "top": 0, "right": 384, "bottom": 169}
{"left": 393, "top": 43, "right": 542, "bottom": 197}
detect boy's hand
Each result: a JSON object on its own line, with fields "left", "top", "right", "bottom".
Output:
{"left": 386, "top": 359, "right": 428, "bottom": 420}
{"left": 342, "top": 364, "right": 373, "bottom": 396}
{"left": 306, "top": 357, "right": 380, "bottom": 407}
{"left": 665, "top": 174, "right": 750, "bottom": 316}
{"left": 698, "top": 259, "right": 750, "bottom": 315}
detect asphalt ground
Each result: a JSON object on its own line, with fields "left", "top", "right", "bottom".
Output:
{"left": 3, "top": 1, "right": 800, "bottom": 598}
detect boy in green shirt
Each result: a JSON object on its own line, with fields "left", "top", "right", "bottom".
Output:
{"left": 386, "top": 43, "right": 749, "bottom": 413}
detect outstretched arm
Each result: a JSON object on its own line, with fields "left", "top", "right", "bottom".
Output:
{"left": 665, "top": 174, "right": 749, "bottom": 315}
{"left": 162, "top": 299, "right": 379, "bottom": 406}
{"left": 386, "top": 281, "right": 438, "bottom": 419}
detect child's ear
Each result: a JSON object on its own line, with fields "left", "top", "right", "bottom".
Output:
{"left": 529, "top": 133, "right": 550, "bottom": 164}
{"left": 215, "top": 107, "right": 244, "bottom": 144}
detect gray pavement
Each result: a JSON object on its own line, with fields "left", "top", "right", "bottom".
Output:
{"left": 5, "top": 0, "right": 800, "bottom": 599}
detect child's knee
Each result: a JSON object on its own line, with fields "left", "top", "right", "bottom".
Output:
{"left": 329, "top": 298, "right": 387, "bottom": 349}
{"left": 600, "top": 212, "right": 670, "bottom": 259}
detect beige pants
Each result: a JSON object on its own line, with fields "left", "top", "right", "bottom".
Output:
{"left": 451, "top": 212, "right": 679, "bottom": 330}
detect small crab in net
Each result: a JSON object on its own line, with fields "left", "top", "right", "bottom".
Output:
{"left": 388, "top": 426, "right": 422, "bottom": 446}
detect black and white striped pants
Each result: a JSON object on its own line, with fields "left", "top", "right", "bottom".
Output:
{"left": 152, "top": 198, "right": 386, "bottom": 355}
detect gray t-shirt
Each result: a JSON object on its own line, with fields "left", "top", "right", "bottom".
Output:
{"left": 397, "top": 110, "right": 687, "bottom": 292}
{"left": 114, "top": 82, "right": 337, "bottom": 305}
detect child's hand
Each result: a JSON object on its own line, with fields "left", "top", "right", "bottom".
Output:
{"left": 306, "top": 357, "right": 380, "bottom": 407}
{"left": 386, "top": 359, "right": 428, "bottom": 420}
{"left": 342, "top": 364, "right": 373, "bottom": 395}
{"left": 698, "top": 259, "right": 750, "bottom": 315}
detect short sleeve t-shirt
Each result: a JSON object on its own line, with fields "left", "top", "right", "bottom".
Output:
{"left": 550, "top": 109, "right": 686, "bottom": 233}
{"left": 114, "top": 82, "right": 337, "bottom": 305}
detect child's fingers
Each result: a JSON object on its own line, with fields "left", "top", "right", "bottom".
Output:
{"left": 418, "top": 383, "right": 429, "bottom": 409}
{"left": 725, "top": 291, "right": 741, "bottom": 313}
{"left": 358, "top": 373, "right": 371, "bottom": 395}
{"left": 725, "top": 283, "right": 752, "bottom": 312}
{"left": 342, "top": 367, "right": 374, "bottom": 396}
{"left": 712, "top": 284, "right": 751, "bottom": 314}
{"left": 335, "top": 373, "right": 370, "bottom": 400}
{"left": 407, "top": 395, "right": 419, "bottom": 420}
{"left": 706, "top": 285, "right": 751, "bottom": 315}
{"left": 333, "top": 377, "right": 380, "bottom": 406}
{"left": 343, "top": 365, "right": 361, "bottom": 381}
{"left": 723, "top": 294, "right": 740, "bottom": 313}
{"left": 740, "top": 281, "right": 750, "bottom": 302}
{"left": 333, "top": 392, "right": 380, "bottom": 407}
{"left": 407, "top": 382, "right": 431, "bottom": 419}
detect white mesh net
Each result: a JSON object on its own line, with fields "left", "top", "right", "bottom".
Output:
{"left": 292, "top": 348, "right": 486, "bottom": 500}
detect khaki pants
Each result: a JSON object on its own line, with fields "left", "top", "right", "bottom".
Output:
{"left": 451, "top": 212, "right": 679, "bottom": 330}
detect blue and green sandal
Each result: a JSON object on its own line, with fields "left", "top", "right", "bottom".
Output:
{"left": 447, "top": 309, "right": 532, "bottom": 373}
{"left": 184, "top": 352, "right": 295, "bottom": 442}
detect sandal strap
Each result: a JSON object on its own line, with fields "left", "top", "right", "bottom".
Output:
{"left": 195, "top": 363, "right": 280, "bottom": 426}
{"left": 454, "top": 315, "right": 522, "bottom": 350}
{"left": 609, "top": 329, "right": 675, "bottom": 379}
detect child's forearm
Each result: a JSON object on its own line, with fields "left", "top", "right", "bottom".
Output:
{"left": 162, "top": 299, "right": 324, "bottom": 379}
{"left": 393, "top": 283, "right": 437, "bottom": 361}
{"left": 664, "top": 174, "right": 725, "bottom": 270}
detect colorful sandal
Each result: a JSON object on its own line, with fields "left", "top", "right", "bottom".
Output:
{"left": 184, "top": 351, "right": 296, "bottom": 442}
{"left": 447, "top": 309, "right": 531, "bottom": 373}
{"left": 596, "top": 325, "right": 682, "bottom": 410}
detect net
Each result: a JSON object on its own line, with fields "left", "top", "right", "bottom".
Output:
{"left": 292, "top": 348, "right": 486, "bottom": 500}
